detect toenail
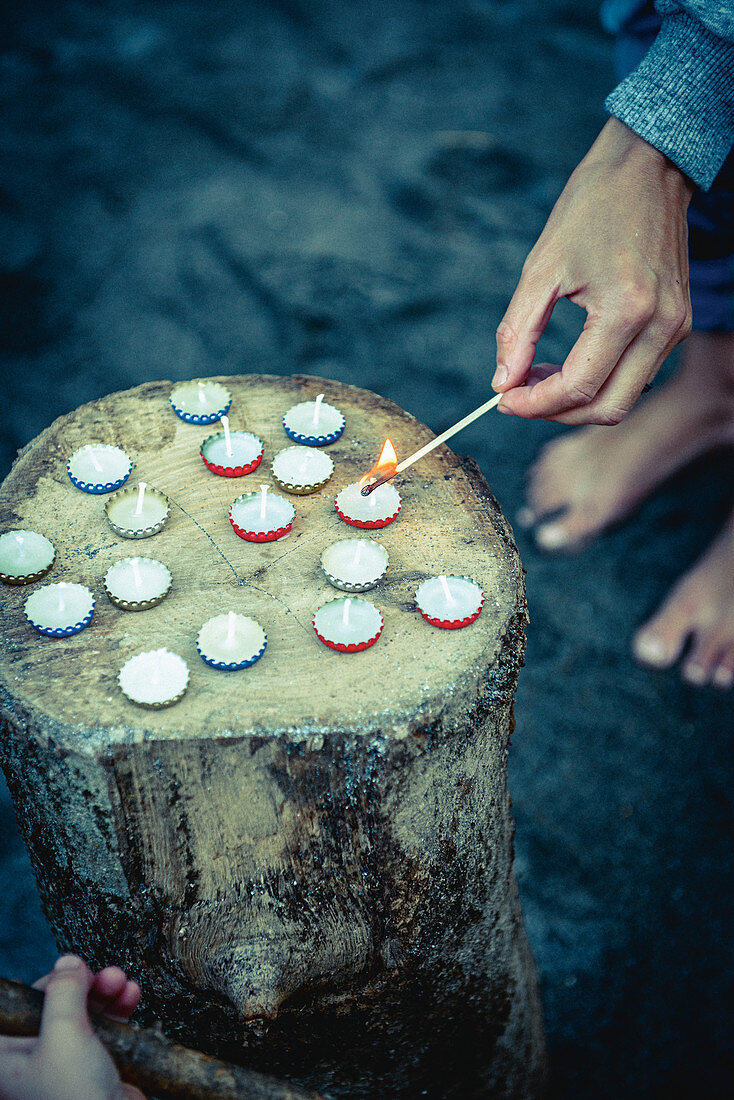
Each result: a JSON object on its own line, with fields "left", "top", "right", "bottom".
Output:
{"left": 683, "top": 664, "right": 707, "bottom": 685}
{"left": 712, "top": 666, "right": 733, "bottom": 689}
{"left": 535, "top": 523, "right": 569, "bottom": 550}
{"left": 633, "top": 635, "right": 668, "bottom": 666}
{"left": 516, "top": 506, "right": 535, "bottom": 529}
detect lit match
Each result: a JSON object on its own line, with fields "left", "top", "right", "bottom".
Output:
{"left": 360, "top": 391, "right": 503, "bottom": 495}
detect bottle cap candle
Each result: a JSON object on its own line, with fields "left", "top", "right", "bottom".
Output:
{"left": 170, "top": 380, "right": 232, "bottom": 424}
{"left": 321, "top": 538, "right": 389, "bottom": 592}
{"left": 103, "top": 557, "right": 173, "bottom": 611}
{"left": 272, "top": 446, "right": 334, "bottom": 495}
{"left": 313, "top": 596, "right": 383, "bottom": 652}
{"left": 119, "top": 648, "right": 189, "bottom": 708}
{"left": 105, "top": 482, "right": 170, "bottom": 539}
{"left": 25, "top": 582, "right": 95, "bottom": 637}
{"left": 67, "top": 444, "right": 133, "bottom": 494}
{"left": 335, "top": 481, "right": 401, "bottom": 529}
{"left": 200, "top": 418, "right": 264, "bottom": 477}
{"left": 197, "top": 611, "right": 267, "bottom": 670}
{"left": 229, "top": 485, "right": 295, "bottom": 542}
{"left": 282, "top": 393, "right": 345, "bottom": 446}
{"left": 415, "top": 574, "right": 484, "bottom": 629}
{"left": 0, "top": 530, "right": 55, "bottom": 585}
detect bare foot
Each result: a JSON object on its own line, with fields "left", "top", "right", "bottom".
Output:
{"left": 632, "top": 508, "right": 734, "bottom": 688}
{"left": 519, "top": 331, "right": 734, "bottom": 687}
{"left": 518, "top": 332, "right": 734, "bottom": 552}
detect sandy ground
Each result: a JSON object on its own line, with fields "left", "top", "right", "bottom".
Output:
{"left": 1, "top": 1, "right": 732, "bottom": 1096}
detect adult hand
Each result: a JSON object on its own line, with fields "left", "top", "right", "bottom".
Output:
{"left": 493, "top": 117, "right": 694, "bottom": 424}
{"left": 0, "top": 955, "right": 145, "bottom": 1100}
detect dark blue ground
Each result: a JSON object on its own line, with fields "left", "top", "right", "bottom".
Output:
{"left": 1, "top": 2, "right": 732, "bottom": 1096}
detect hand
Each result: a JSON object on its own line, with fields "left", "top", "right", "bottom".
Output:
{"left": 493, "top": 117, "right": 694, "bottom": 424}
{"left": 0, "top": 955, "right": 145, "bottom": 1100}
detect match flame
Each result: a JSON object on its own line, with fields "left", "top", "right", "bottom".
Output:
{"left": 359, "top": 438, "right": 398, "bottom": 490}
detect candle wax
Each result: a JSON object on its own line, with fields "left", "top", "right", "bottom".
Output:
{"left": 0, "top": 530, "right": 55, "bottom": 583}
{"left": 201, "top": 431, "right": 263, "bottom": 472}
{"left": 415, "top": 574, "right": 484, "bottom": 627}
{"left": 197, "top": 612, "right": 267, "bottom": 669}
{"left": 170, "top": 380, "right": 232, "bottom": 422}
{"left": 313, "top": 596, "right": 383, "bottom": 651}
{"left": 106, "top": 487, "right": 169, "bottom": 535}
{"left": 104, "top": 557, "right": 172, "bottom": 609}
{"left": 230, "top": 491, "right": 295, "bottom": 538}
{"left": 67, "top": 444, "right": 132, "bottom": 493}
{"left": 272, "top": 446, "right": 334, "bottom": 493}
{"left": 25, "top": 582, "right": 95, "bottom": 635}
{"left": 321, "top": 538, "right": 388, "bottom": 591}
{"left": 119, "top": 648, "right": 189, "bottom": 707}
{"left": 282, "top": 398, "right": 345, "bottom": 445}
{"left": 335, "top": 481, "right": 401, "bottom": 527}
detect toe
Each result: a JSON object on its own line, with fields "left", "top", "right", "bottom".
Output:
{"left": 534, "top": 507, "right": 605, "bottom": 553}
{"left": 712, "top": 652, "right": 734, "bottom": 690}
{"left": 632, "top": 608, "right": 692, "bottom": 670}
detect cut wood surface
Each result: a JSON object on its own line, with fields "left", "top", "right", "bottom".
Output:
{"left": 0, "top": 374, "right": 517, "bottom": 740}
{"left": 0, "top": 375, "right": 545, "bottom": 1099}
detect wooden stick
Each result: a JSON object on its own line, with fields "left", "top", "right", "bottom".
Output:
{"left": 362, "top": 392, "right": 503, "bottom": 494}
{"left": 0, "top": 976, "right": 324, "bottom": 1100}
{"left": 395, "top": 391, "right": 503, "bottom": 473}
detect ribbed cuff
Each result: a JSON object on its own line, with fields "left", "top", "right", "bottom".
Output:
{"left": 605, "top": 12, "right": 734, "bottom": 190}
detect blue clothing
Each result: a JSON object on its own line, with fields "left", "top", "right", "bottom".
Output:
{"left": 604, "top": 2, "right": 734, "bottom": 190}
{"left": 610, "top": 1, "right": 734, "bottom": 330}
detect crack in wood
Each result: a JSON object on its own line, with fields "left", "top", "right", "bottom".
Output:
{"left": 168, "top": 498, "right": 239, "bottom": 579}
{"left": 243, "top": 582, "right": 313, "bottom": 635}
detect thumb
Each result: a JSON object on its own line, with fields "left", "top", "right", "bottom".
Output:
{"left": 493, "top": 265, "right": 558, "bottom": 391}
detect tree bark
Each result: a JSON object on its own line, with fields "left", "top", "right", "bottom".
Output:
{"left": 0, "top": 375, "right": 546, "bottom": 1098}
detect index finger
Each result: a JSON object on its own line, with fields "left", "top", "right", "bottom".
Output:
{"left": 497, "top": 309, "right": 641, "bottom": 419}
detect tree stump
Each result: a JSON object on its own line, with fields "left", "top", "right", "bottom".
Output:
{"left": 0, "top": 375, "right": 546, "bottom": 1098}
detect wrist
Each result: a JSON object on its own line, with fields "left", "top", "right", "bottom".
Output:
{"left": 583, "top": 117, "right": 694, "bottom": 205}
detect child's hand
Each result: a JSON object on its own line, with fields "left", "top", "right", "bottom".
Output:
{"left": 0, "top": 955, "right": 145, "bottom": 1100}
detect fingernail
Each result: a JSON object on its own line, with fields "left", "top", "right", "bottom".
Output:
{"left": 492, "top": 363, "right": 508, "bottom": 389}
{"left": 54, "top": 955, "right": 82, "bottom": 972}
{"left": 683, "top": 663, "right": 707, "bottom": 685}
{"left": 516, "top": 506, "right": 535, "bottom": 529}
{"left": 712, "top": 666, "right": 733, "bottom": 689}
{"left": 535, "top": 523, "right": 569, "bottom": 550}
{"left": 633, "top": 635, "right": 668, "bottom": 666}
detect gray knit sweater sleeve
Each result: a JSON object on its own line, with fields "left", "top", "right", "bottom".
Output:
{"left": 604, "top": 5, "right": 734, "bottom": 190}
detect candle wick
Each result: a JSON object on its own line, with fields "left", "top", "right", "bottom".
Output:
{"left": 439, "top": 575, "right": 455, "bottom": 604}
{"left": 15, "top": 535, "right": 25, "bottom": 558}
{"left": 58, "top": 587, "right": 66, "bottom": 616}
{"left": 259, "top": 484, "right": 269, "bottom": 520}
{"left": 226, "top": 611, "right": 237, "bottom": 647}
{"left": 353, "top": 543, "right": 362, "bottom": 569}
{"left": 342, "top": 597, "right": 351, "bottom": 628}
{"left": 90, "top": 449, "right": 103, "bottom": 473}
{"left": 197, "top": 381, "right": 207, "bottom": 405}
{"left": 312, "top": 393, "right": 324, "bottom": 427}
{"left": 221, "top": 415, "right": 233, "bottom": 458}
{"left": 135, "top": 482, "right": 147, "bottom": 517}
{"left": 131, "top": 559, "right": 142, "bottom": 589}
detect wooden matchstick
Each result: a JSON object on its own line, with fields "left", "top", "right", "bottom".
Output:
{"left": 0, "top": 976, "right": 323, "bottom": 1100}
{"left": 362, "top": 391, "right": 503, "bottom": 494}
